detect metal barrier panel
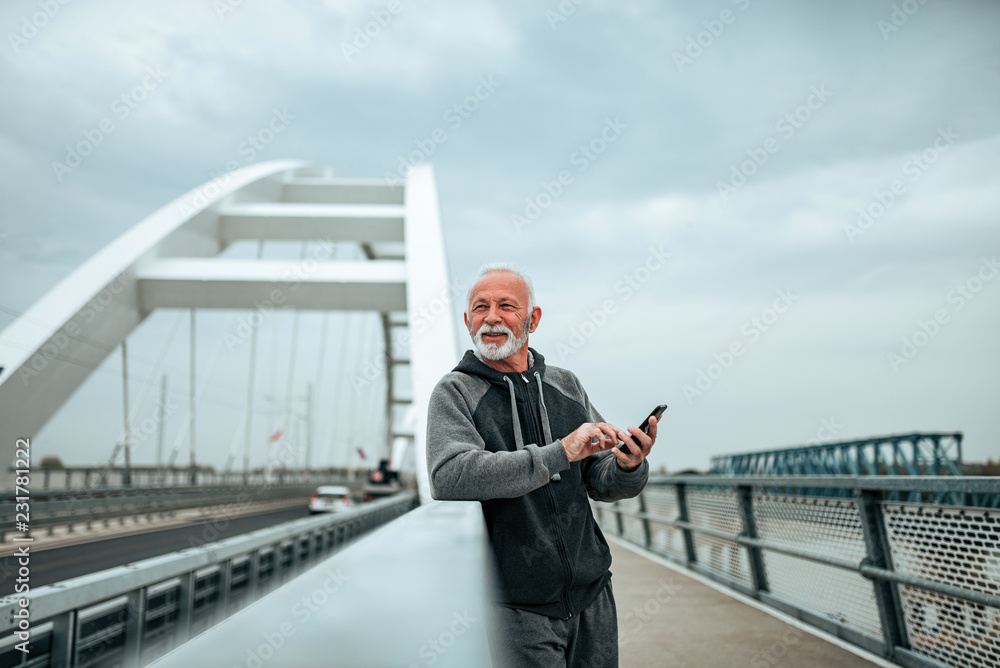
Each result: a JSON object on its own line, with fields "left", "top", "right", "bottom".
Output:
{"left": 147, "top": 500, "right": 495, "bottom": 668}
{"left": 142, "top": 579, "right": 182, "bottom": 662}
{"left": 754, "top": 493, "right": 884, "bottom": 640}
{"left": 596, "top": 476, "right": 1000, "bottom": 668}
{"left": 614, "top": 495, "right": 645, "bottom": 547}
{"left": 0, "top": 493, "right": 417, "bottom": 668}
{"left": 686, "top": 487, "right": 752, "bottom": 587}
{"left": 883, "top": 502, "right": 1000, "bottom": 668}
{"left": 644, "top": 485, "right": 685, "bottom": 560}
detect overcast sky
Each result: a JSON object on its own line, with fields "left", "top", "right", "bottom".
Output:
{"left": 1, "top": 0, "right": 998, "bottom": 474}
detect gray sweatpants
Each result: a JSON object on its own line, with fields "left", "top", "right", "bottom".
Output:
{"left": 491, "top": 581, "right": 619, "bottom": 668}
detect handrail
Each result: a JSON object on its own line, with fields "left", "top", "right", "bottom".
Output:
{"left": 597, "top": 476, "right": 1000, "bottom": 668}
{"left": 651, "top": 473, "right": 1000, "bottom": 507}
{"left": 650, "top": 474, "right": 999, "bottom": 493}
{"left": 3, "top": 466, "right": 369, "bottom": 492}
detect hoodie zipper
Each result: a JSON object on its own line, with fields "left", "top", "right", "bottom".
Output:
{"left": 519, "top": 373, "right": 543, "bottom": 438}
{"left": 543, "top": 483, "right": 575, "bottom": 618}
{"left": 516, "top": 372, "right": 575, "bottom": 619}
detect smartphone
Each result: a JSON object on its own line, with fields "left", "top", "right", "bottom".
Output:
{"left": 619, "top": 404, "right": 667, "bottom": 455}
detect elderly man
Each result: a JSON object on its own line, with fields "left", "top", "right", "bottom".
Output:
{"left": 426, "top": 263, "right": 657, "bottom": 668}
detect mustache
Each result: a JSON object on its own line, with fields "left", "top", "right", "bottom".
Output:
{"left": 475, "top": 323, "right": 513, "bottom": 336}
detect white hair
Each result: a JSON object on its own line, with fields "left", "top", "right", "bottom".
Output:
{"left": 467, "top": 262, "right": 536, "bottom": 312}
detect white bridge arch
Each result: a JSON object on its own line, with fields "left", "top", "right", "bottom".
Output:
{"left": 0, "top": 161, "right": 458, "bottom": 501}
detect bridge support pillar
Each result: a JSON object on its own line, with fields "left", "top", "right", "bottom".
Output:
{"left": 637, "top": 493, "right": 651, "bottom": 549}
{"left": 122, "top": 588, "right": 147, "bottom": 667}
{"left": 737, "top": 485, "right": 769, "bottom": 596}
{"left": 675, "top": 483, "right": 697, "bottom": 567}
{"left": 48, "top": 611, "right": 76, "bottom": 668}
{"left": 174, "top": 572, "right": 195, "bottom": 648}
{"left": 856, "top": 489, "right": 909, "bottom": 660}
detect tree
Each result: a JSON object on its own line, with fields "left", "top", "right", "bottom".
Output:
{"left": 40, "top": 456, "right": 65, "bottom": 469}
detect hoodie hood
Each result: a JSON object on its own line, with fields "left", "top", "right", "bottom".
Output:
{"left": 454, "top": 347, "right": 553, "bottom": 451}
{"left": 454, "top": 346, "right": 547, "bottom": 383}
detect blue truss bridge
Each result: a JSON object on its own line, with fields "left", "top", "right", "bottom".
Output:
{"left": 710, "top": 432, "right": 964, "bottom": 477}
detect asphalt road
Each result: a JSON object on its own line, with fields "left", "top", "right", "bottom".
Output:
{"left": 0, "top": 505, "right": 310, "bottom": 596}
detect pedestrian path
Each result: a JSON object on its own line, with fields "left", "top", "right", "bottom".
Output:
{"left": 607, "top": 537, "right": 888, "bottom": 668}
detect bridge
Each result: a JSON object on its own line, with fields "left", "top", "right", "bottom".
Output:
{"left": 710, "top": 433, "right": 966, "bottom": 479}
{"left": 1, "top": 162, "right": 996, "bottom": 668}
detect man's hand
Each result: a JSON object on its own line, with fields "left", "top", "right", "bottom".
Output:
{"left": 611, "top": 416, "right": 657, "bottom": 471}
{"left": 561, "top": 422, "right": 622, "bottom": 463}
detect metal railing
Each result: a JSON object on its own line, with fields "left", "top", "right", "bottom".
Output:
{"left": 594, "top": 475, "right": 1000, "bottom": 668}
{"left": 0, "top": 492, "right": 418, "bottom": 668}
{"left": 3, "top": 467, "right": 371, "bottom": 492}
{"left": 0, "top": 481, "right": 353, "bottom": 542}
{"left": 146, "top": 500, "right": 495, "bottom": 668}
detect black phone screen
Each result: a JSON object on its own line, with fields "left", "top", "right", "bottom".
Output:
{"left": 619, "top": 404, "right": 667, "bottom": 454}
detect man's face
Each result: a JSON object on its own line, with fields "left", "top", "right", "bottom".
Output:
{"left": 464, "top": 272, "right": 540, "bottom": 361}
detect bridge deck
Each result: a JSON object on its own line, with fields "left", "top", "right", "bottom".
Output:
{"left": 608, "top": 538, "right": 883, "bottom": 668}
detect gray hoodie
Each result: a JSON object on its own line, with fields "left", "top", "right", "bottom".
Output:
{"left": 427, "top": 347, "right": 648, "bottom": 618}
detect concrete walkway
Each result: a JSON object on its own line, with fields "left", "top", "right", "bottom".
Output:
{"left": 608, "top": 538, "right": 884, "bottom": 668}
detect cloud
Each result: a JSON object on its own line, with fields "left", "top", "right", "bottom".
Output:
{"left": 2, "top": 0, "right": 1000, "bottom": 468}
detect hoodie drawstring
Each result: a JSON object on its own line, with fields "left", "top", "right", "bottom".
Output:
{"left": 534, "top": 371, "right": 554, "bottom": 445}
{"left": 504, "top": 373, "right": 560, "bottom": 482}
{"left": 534, "top": 372, "right": 561, "bottom": 482}
{"left": 503, "top": 376, "right": 526, "bottom": 451}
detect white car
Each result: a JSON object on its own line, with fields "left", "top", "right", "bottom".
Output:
{"left": 308, "top": 485, "right": 353, "bottom": 514}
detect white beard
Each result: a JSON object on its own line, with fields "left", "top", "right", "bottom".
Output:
{"left": 471, "top": 320, "right": 530, "bottom": 361}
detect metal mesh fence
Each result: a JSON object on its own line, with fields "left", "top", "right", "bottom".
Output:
{"left": 884, "top": 502, "right": 1000, "bottom": 668}
{"left": 644, "top": 486, "right": 686, "bottom": 561}
{"left": 764, "top": 552, "right": 883, "bottom": 639}
{"left": 754, "top": 494, "right": 883, "bottom": 639}
{"left": 615, "top": 495, "right": 646, "bottom": 546}
{"left": 755, "top": 495, "right": 868, "bottom": 562}
{"left": 594, "top": 477, "right": 1000, "bottom": 668}
{"left": 686, "top": 488, "right": 751, "bottom": 586}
